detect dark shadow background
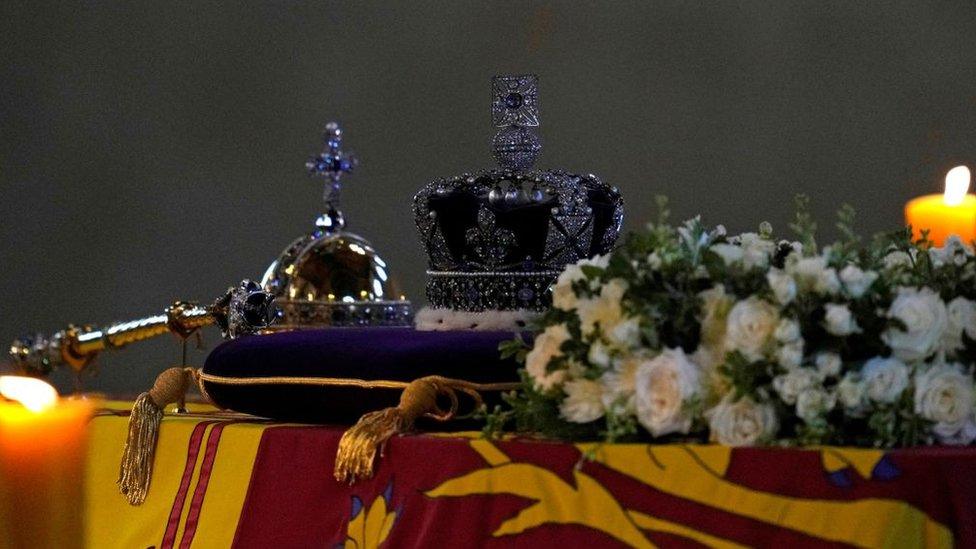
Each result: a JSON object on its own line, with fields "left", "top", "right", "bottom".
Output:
{"left": 2, "top": 1, "right": 975, "bottom": 394}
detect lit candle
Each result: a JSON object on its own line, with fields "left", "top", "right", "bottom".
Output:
{"left": 905, "top": 165, "right": 976, "bottom": 246}
{"left": 0, "top": 377, "right": 93, "bottom": 549}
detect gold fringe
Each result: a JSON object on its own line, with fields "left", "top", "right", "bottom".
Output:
{"left": 334, "top": 375, "right": 513, "bottom": 484}
{"left": 116, "top": 366, "right": 193, "bottom": 505}
{"left": 116, "top": 393, "right": 163, "bottom": 505}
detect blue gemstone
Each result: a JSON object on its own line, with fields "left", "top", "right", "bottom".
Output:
{"left": 505, "top": 92, "right": 523, "bottom": 109}
{"left": 517, "top": 287, "right": 534, "bottom": 301}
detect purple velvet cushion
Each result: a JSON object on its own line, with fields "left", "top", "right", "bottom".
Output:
{"left": 202, "top": 328, "right": 522, "bottom": 424}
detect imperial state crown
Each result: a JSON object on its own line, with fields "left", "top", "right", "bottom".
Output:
{"left": 413, "top": 75, "right": 624, "bottom": 326}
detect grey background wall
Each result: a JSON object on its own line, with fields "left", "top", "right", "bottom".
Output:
{"left": 2, "top": 1, "right": 975, "bottom": 394}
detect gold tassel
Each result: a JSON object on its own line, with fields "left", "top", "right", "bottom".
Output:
{"left": 117, "top": 367, "right": 191, "bottom": 505}
{"left": 335, "top": 376, "right": 483, "bottom": 484}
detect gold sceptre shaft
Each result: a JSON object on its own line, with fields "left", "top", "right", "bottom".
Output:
{"left": 9, "top": 280, "right": 279, "bottom": 377}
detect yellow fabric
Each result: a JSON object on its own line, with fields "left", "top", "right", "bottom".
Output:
{"left": 84, "top": 414, "right": 263, "bottom": 549}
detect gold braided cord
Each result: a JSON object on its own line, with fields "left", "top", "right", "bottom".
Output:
{"left": 197, "top": 371, "right": 519, "bottom": 392}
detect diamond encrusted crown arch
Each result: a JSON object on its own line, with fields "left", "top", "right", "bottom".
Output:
{"left": 413, "top": 75, "right": 624, "bottom": 312}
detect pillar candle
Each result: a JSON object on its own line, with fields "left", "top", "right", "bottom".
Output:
{"left": 905, "top": 166, "right": 976, "bottom": 246}
{"left": 0, "top": 377, "right": 93, "bottom": 549}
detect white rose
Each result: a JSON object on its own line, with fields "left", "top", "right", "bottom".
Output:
{"left": 772, "top": 367, "right": 821, "bottom": 405}
{"left": 600, "top": 355, "right": 640, "bottom": 411}
{"left": 634, "top": 348, "right": 701, "bottom": 437}
{"left": 698, "top": 285, "right": 733, "bottom": 351}
{"left": 942, "top": 297, "right": 976, "bottom": 354}
{"left": 552, "top": 255, "right": 609, "bottom": 311}
{"left": 766, "top": 268, "right": 797, "bottom": 305}
{"left": 882, "top": 287, "right": 947, "bottom": 361}
{"left": 559, "top": 379, "right": 606, "bottom": 423}
{"left": 883, "top": 250, "right": 914, "bottom": 270}
{"left": 861, "top": 356, "right": 910, "bottom": 404}
{"left": 914, "top": 363, "right": 976, "bottom": 445}
{"left": 776, "top": 341, "right": 805, "bottom": 370}
{"left": 796, "top": 388, "right": 837, "bottom": 423}
{"left": 837, "top": 372, "right": 867, "bottom": 412}
{"left": 774, "top": 318, "right": 801, "bottom": 343}
{"left": 577, "top": 278, "right": 628, "bottom": 337}
{"left": 525, "top": 324, "right": 571, "bottom": 391}
{"left": 839, "top": 265, "right": 878, "bottom": 298}
{"left": 823, "top": 303, "right": 862, "bottom": 336}
{"left": 815, "top": 352, "right": 842, "bottom": 378}
{"left": 725, "top": 297, "right": 779, "bottom": 361}
{"left": 711, "top": 243, "right": 744, "bottom": 266}
{"left": 706, "top": 395, "right": 778, "bottom": 446}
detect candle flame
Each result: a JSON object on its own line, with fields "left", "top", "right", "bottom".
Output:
{"left": 0, "top": 376, "right": 58, "bottom": 412}
{"left": 944, "top": 165, "right": 971, "bottom": 206}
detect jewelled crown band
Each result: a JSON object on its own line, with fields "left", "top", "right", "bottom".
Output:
{"left": 413, "top": 74, "right": 624, "bottom": 314}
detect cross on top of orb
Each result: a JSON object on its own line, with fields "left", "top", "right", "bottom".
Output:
{"left": 306, "top": 122, "right": 358, "bottom": 183}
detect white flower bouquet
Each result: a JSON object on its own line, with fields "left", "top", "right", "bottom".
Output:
{"left": 488, "top": 196, "right": 976, "bottom": 447}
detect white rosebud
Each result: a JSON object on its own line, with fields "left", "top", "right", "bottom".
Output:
{"left": 559, "top": 379, "right": 606, "bottom": 424}
{"left": 732, "top": 232, "right": 777, "bottom": 269}
{"left": 774, "top": 318, "right": 801, "bottom": 343}
{"left": 816, "top": 268, "right": 842, "bottom": 295}
{"left": 861, "top": 356, "right": 910, "bottom": 404}
{"left": 607, "top": 317, "right": 641, "bottom": 349}
{"left": 882, "top": 287, "right": 948, "bottom": 362}
{"left": 706, "top": 395, "right": 778, "bottom": 446}
{"left": 552, "top": 255, "right": 610, "bottom": 311}
{"left": 600, "top": 354, "right": 640, "bottom": 411}
{"left": 725, "top": 297, "right": 780, "bottom": 361}
{"left": 766, "top": 268, "right": 797, "bottom": 305}
{"left": 914, "top": 363, "right": 976, "bottom": 445}
{"left": 647, "top": 252, "right": 663, "bottom": 270}
{"left": 883, "top": 250, "right": 914, "bottom": 270}
{"left": 711, "top": 243, "right": 744, "bottom": 266}
{"left": 823, "top": 303, "right": 862, "bottom": 336}
{"left": 772, "top": 367, "right": 821, "bottom": 405}
{"left": 577, "top": 278, "right": 628, "bottom": 337}
{"left": 776, "top": 341, "right": 805, "bottom": 370}
{"left": 525, "top": 324, "right": 572, "bottom": 391}
{"left": 588, "top": 341, "right": 611, "bottom": 368}
{"left": 942, "top": 297, "right": 976, "bottom": 355}
{"left": 815, "top": 352, "right": 843, "bottom": 378}
{"left": 634, "top": 348, "right": 702, "bottom": 437}
{"left": 839, "top": 265, "right": 878, "bottom": 298}
{"left": 789, "top": 256, "right": 840, "bottom": 295}
{"left": 929, "top": 235, "right": 974, "bottom": 268}
{"left": 697, "top": 285, "right": 733, "bottom": 352}
{"left": 837, "top": 372, "right": 867, "bottom": 412}
{"left": 796, "top": 388, "right": 837, "bottom": 423}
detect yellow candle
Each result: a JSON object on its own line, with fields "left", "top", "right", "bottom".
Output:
{"left": 905, "top": 165, "right": 976, "bottom": 246}
{"left": 0, "top": 377, "right": 93, "bottom": 549}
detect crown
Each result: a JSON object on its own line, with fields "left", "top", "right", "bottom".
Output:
{"left": 413, "top": 75, "right": 624, "bottom": 313}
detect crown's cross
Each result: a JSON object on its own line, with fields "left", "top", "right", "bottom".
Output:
{"left": 491, "top": 75, "right": 542, "bottom": 171}
{"left": 306, "top": 121, "right": 358, "bottom": 231}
